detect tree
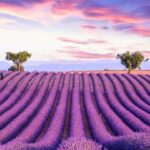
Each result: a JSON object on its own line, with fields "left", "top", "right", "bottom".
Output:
{"left": 117, "top": 51, "right": 147, "bottom": 73}
{"left": 6, "top": 51, "right": 31, "bottom": 71}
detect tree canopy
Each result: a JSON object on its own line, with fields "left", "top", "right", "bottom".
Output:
{"left": 6, "top": 51, "right": 31, "bottom": 71}
{"left": 117, "top": 51, "right": 147, "bottom": 73}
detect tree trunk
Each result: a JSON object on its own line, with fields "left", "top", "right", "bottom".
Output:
{"left": 128, "top": 69, "right": 131, "bottom": 74}
{"left": 16, "top": 63, "right": 21, "bottom": 71}
{"left": 128, "top": 63, "right": 132, "bottom": 74}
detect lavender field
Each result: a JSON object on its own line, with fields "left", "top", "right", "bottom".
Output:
{"left": 0, "top": 71, "right": 150, "bottom": 150}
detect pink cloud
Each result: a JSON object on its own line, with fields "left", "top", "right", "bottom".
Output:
{"left": 82, "top": 7, "right": 147, "bottom": 24}
{"left": 0, "top": 0, "right": 149, "bottom": 39}
{"left": 81, "top": 25, "right": 97, "bottom": 30}
{"left": 58, "top": 49, "right": 115, "bottom": 59}
{"left": 0, "top": 1, "right": 53, "bottom": 25}
{"left": 142, "top": 51, "right": 150, "bottom": 57}
{"left": 58, "top": 37, "right": 107, "bottom": 45}
{"left": 131, "top": 26, "right": 150, "bottom": 37}
{"left": 51, "top": 1, "right": 148, "bottom": 24}
{"left": 58, "top": 37, "right": 88, "bottom": 44}
{"left": 51, "top": 0, "right": 82, "bottom": 18}
{"left": 51, "top": 1, "right": 149, "bottom": 34}
{"left": 0, "top": 0, "right": 148, "bottom": 28}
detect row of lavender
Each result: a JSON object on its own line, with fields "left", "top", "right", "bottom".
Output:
{"left": 0, "top": 71, "right": 150, "bottom": 150}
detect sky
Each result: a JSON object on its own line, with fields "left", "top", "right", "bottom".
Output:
{"left": 0, "top": 0, "right": 150, "bottom": 63}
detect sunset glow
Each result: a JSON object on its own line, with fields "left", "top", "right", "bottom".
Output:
{"left": 0, "top": 0, "right": 149, "bottom": 62}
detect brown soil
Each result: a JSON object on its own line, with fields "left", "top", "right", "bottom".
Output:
{"left": 67, "top": 70, "right": 150, "bottom": 74}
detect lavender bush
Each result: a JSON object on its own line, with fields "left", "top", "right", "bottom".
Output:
{"left": 0, "top": 72, "right": 149, "bottom": 150}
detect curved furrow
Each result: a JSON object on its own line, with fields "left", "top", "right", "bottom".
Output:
{"left": 114, "top": 74, "right": 150, "bottom": 114}
{"left": 69, "top": 73, "right": 86, "bottom": 138}
{"left": 0, "top": 72, "right": 149, "bottom": 149}
{"left": 0, "top": 72, "right": 29, "bottom": 105}
{"left": 62, "top": 74, "right": 73, "bottom": 139}
{"left": 92, "top": 74, "right": 105, "bottom": 94}
{"left": 90, "top": 73, "right": 133, "bottom": 136}
{"left": 0, "top": 72, "right": 38, "bottom": 115}
{"left": 140, "top": 75, "right": 150, "bottom": 84}
{"left": 1, "top": 72, "right": 40, "bottom": 115}
{"left": 89, "top": 75, "right": 115, "bottom": 136}
{"left": 130, "top": 74, "right": 150, "bottom": 95}
{"left": 33, "top": 73, "right": 71, "bottom": 149}
{"left": 98, "top": 74, "right": 150, "bottom": 133}
{"left": 8, "top": 73, "right": 62, "bottom": 143}
{"left": 0, "top": 73, "right": 53, "bottom": 144}
{"left": 0, "top": 72, "right": 24, "bottom": 89}
{"left": 0, "top": 71, "right": 21, "bottom": 93}
{"left": 0, "top": 72, "right": 46, "bottom": 130}
{"left": 0, "top": 71, "right": 12, "bottom": 77}
{"left": 146, "top": 75, "right": 150, "bottom": 79}
{"left": 80, "top": 75, "right": 93, "bottom": 139}
{"left": 143, "top": 74, "right": 150, "bottom": 79}
{"left": 46, "top": 72, "right": 56, "bottom": 92}
{"left": 106, "top": 74, "right": 150, "bottom": 126}
{"left": 82, "top": 73, "right": 114, "bottom": 143}
{"left": 35, "top": 73, "right": 64, "bottom": 142}
{"left": 123, "top": 74, "right": 150, "bottom": 103}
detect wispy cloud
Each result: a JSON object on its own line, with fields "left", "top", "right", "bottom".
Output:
{"left": 81, "top": 25, "right": 97, "bottom": 30}
{"left": 114, "top": 24, "right": 150, "bottom": 37}
{"left": 1, "top": 0, "right": 149, "bottom": 25}
{"left": 58, "top": 37, "right": 107, "bottom": 45}
{"left": 0, "top": 0, "right": 53, "bottom": 25}
{"left": 0, "top": 0, "right": 51, "bottom": 7}
{"left": 51, "top": 0, "right": 79, "bottom": 14}
{"left": 142, "top": 51, "right": 150, "bottom": 58}
{"left": 58, "top": 49, "right": 115, "bottom": 60}
{"left": 131, "top": 26, "right": 150, "bottom": 37}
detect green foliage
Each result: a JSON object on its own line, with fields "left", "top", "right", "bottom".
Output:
{"left": 117, "top": 51, "right": 145, "bottom": 73}
{"left": 6, "top": 51, "right": 31, "bottom": 71}
{"left": 6, "top": 51, "right": 31, "bottom": 64}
